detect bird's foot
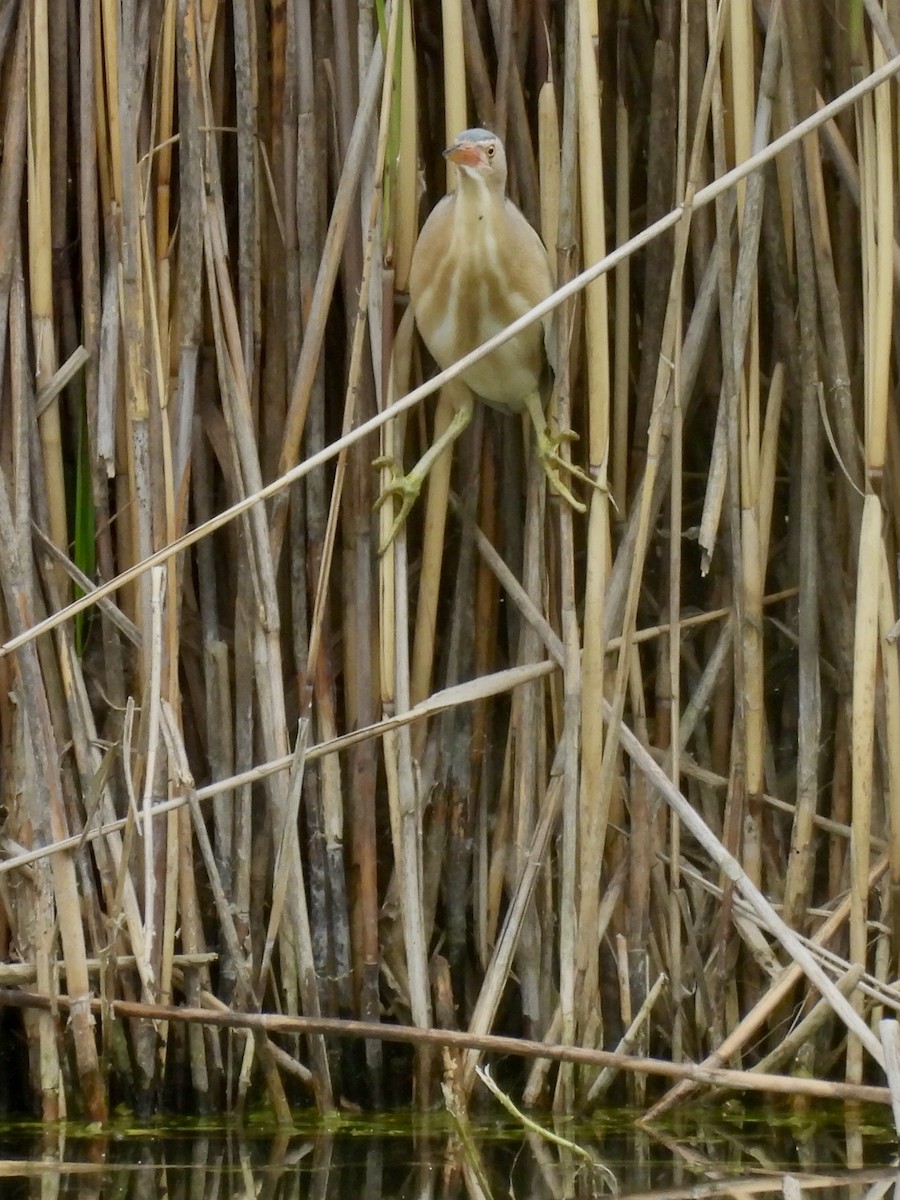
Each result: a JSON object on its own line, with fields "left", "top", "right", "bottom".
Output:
{"left": 373, "top": 404, "right": 473, "bottom": 553}
{"left": 535, "top": 426, "right": 606, "bottom": 513}
{"left": 373, "top": 457, "right": 426, "bottom": 554}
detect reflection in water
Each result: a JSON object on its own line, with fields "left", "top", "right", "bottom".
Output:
{"left": 0, "top": 1112, "right": 897, "bottom": 1200}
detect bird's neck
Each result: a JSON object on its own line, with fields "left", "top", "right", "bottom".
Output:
{"left": 453, "top": 172, "right": 505, "bottom": 230}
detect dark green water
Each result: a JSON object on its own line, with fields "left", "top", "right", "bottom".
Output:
{"left": 0, "top": 1108, "right": 897, "bottom": 1199}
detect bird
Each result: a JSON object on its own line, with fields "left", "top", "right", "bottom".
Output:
{"left": 377, "top": 127, "right": 596, "bottom": 552}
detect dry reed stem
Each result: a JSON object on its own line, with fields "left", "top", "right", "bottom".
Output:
{"left": 0, "top": 588, "right": 812, "bottom": 886}
{"left": 1, "top": 49, "right": 897, "bottom": 660}
{"left": 0, "top": 986, "right": 893, "bottom": 1107}
{"left": 271, "top": 38, "right": 385, "bottom": 558}
{"left": 376, "top": 10, "right": 434, "bottom": 1101}
{"left": 28, "top": 0, "right": 67, "bottom": 582}
{"left": 406, "top": 0, "right": 468, "bottom": 719}
{"left": 848, "top": 496, "right": 882, "bottom": 1081}
{"left": 0, "top": 480, "right": 105, "bottom": 1118}
{"left": 642, "top": 855, "right": 889, "bottom": 1120}
{"left": 575, "top": 0, "right": 612, "bottom": 1046}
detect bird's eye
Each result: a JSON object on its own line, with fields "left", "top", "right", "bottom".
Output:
{"left": 486, "top": 144, "right": 495, "bottom": 158}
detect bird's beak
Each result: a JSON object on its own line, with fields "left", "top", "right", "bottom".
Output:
{"left": 444, "top": 141, "right": 481, "bottom": 168}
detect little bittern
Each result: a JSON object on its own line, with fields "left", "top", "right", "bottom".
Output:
{"left": 378, "top": 127, "right": 594, "bottom": 550}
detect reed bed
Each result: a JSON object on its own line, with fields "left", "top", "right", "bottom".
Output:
{"left": 0, "top": 0, "right": 899, "bottom": 1120}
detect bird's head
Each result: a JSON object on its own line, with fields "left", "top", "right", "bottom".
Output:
{"left": 444, "top": 129, "right": 507, "bottom": 189}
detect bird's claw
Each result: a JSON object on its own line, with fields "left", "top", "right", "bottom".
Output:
{"left": 373, "top": 457, "right": 424, "bottom": 554}
{"left": 536, "top": 426, "right": 605, "bottom": 514}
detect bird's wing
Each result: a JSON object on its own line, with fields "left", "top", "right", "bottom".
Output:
{"left": 503, "top": 200, "right": 557, "bottom": 379}
{"left": 408, "top": 193, "right": 455, "bottom": 311}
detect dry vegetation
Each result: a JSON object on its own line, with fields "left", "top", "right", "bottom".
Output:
{"left": 0, "top": 0, "right": 899, "bottom": 1122}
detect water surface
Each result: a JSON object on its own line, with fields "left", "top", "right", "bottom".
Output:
{"left": 0, "top": 1107, "right": 896, "bottom": 1199}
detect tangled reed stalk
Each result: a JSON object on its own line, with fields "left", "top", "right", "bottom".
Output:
{"left": 0, "top": 0, "right": 899, "bottom": 1120}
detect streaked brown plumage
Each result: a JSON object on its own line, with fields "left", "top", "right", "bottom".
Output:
{"left": 410, "top": 132, "right": 554, "bottom": 407}
{"left": 378, "top": 128, "right": 593, "bottom": 551}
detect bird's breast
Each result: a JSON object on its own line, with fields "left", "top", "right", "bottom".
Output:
{"left": 409, "top": 194, "right": 552, "bottom": 409}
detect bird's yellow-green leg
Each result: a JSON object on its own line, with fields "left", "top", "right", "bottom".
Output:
{"left": 374, "top": 403, "right": 473, "bottom": 554}
{"left": 523, "top": 391, "right": 603, "bottom": 513}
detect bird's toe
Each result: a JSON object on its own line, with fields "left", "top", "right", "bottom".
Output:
{"left": 374, "top": 463, "right": 426, "bottom": 552}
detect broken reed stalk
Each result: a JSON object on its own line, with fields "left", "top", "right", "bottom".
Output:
{"left": 0, "top": 986, "right": 891, "bottom": 1108}
{"left": 3, "top": 0, "right": 900, "bottom": 1118}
